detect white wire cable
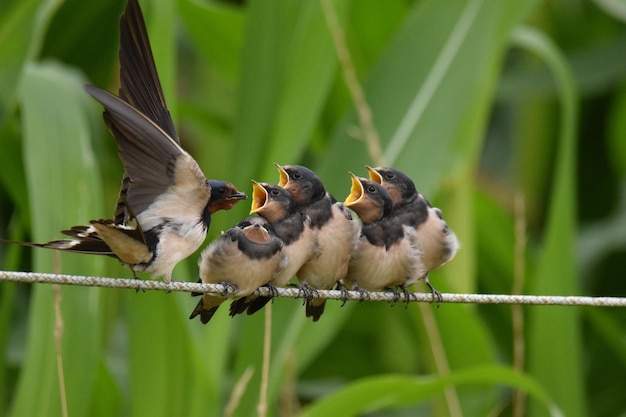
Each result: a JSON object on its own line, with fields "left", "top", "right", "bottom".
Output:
{"left": 1, "top": 270, "right": 625, "bottom": 307}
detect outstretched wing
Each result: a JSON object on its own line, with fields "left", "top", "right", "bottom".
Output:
{"left": 113, "top": 0, "right": 180, "bottom": 224}
{"left": 118, "top": 0, "right": 178, "bottom": 141}
{"left": 85, "top": 86, "right": 211, "bottom": 226}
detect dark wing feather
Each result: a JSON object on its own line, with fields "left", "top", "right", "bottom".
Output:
{"left": 118, "top": 0, "right": 178, "bottom": 141}
{"left": 114, "top": 0, "right": 179, "bottom": 224}
{"left": 85, "top": 86, "right": 207, "bottom": 217}
{"left": 2, "top": 237, "right": 116, "bottom": 257}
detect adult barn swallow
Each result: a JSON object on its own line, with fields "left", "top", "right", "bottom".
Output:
{"left": 5, "top": 0, "right": 246, "bottom": 281}
{"left": 27, "top": 85, "right": 243, "bottom": 283}
{"left": 88, "top": 86, "right": 247, "bottom": 283}
{"left": 367, "top": 167, "right": 458, "bottom": 301}
{"left": 230, "top": 181, "right": 318, "bottom": 316}
{"left": 112, "top": 0, "right": 246, "bottom": 223}
{"left": 343, "top": 173, "right": 424, "bottom": 299}
{"left": 190, "top": 216, "right": 284, "bottom": 324}
{"left": 276, "top": 164, "right": 359, "bottom": 321}
{"left": 14, "top": 179, "right": 246, "bottom": 273}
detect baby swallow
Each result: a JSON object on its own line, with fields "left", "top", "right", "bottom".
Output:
{"left": 190, "top": 216, "right": 285, "bottom": 324}
{"left": 230, "top": 181, "right": 318, "bottom": 316}
{"left": 276, "top": 164, "right": 359, "bottom": 321}
{"left": 367, "top": 167, "right": 458, "bottom": 302}
{"left": 343, "top": 173, "right": 424, "bottom": 300}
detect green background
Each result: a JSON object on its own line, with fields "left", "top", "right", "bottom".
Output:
{"left": 1, "top": 0, "right": 626, "bottom": 416}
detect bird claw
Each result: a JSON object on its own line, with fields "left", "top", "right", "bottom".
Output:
{"left": 425, "top": 276, "right": 442, "bottom": 307}
{"left": 220, "top": 282, "right": 238, "bottom": 297}
{"left": 336, "top": 282, "right": 350, "bottom": 307}
{"left": 297, "top": 283, "right": 319, "bottom": 305}
{"left": 386, "top": 287, "right": 401, "bottom": 306}
{"left": 401, "top": 286, "right": 415, "bottom": 308}
{"left": 260, "top": 283, "right": 278, "bottom": 299}
{"left": 132, "top": 273, "right": 145, "bottom": 293}
{"left": 353, "top": 285, "right": 370, "bottom": 303}
{"left": 250, "top": 283, "right": 278, "bottom": 305}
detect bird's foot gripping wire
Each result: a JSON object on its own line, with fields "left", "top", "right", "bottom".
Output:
{"left": 297, "top": 283, "right": 319, "bottom": 305}
{"left": 386, "top": 287, "right": 401, "bottom": 306}
{"left": 424, "top": 275, "right": 442, "bottom": 307}
{"left": 353, "top": 284, "right": 371, "bottom": 304}
{"left": 132, "top": 272, "right": 145, "bottom": 293}
{"left": 336, "top": 282, "right": 350, "bottom": 307}
{"left": 252, "top": 283, "right": 278, "bottom": 300}
{"left": 385, "top": 285, "right": 414, "bottom": 307}
{"left": 266, "top": 283, "right": 279, "bottom": 299}
{"left": 220, "top": 281, "right": 238, "bottom": 297}
{"left": 400, "top": 285, "right": 415, "bottom": 308}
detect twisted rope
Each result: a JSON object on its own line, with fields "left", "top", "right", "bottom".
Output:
{"left": 1, "top": 270, "right": 624, "bottom": 307}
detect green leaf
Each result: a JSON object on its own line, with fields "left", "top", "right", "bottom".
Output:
{"left": 179, "top": 0, "right": 244, "bottom": 83}
{"left": 231, "top": 0, "right": 350, "bottom": 187}
{"left": 298, "top": 366, "right": 563, "bottom": 417}
{"left": 512, "top": 27, "right": 585, "bottom": 417}
{"left": 607, "top": 82, "right": 626, "bottom": 179}
{"left": 11, "top": 61, "right": 105, "bottom": 417}
{"left": 318, "top": 0, "right": 540, "bottom": 197}
{"left": 0, "top": 0, "right": 62, "bottom": 124}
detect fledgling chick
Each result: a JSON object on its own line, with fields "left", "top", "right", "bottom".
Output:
{"left": 190, "top": 216, "right": 284, "bottom": 324}
{"left": 276, "top": 164, "right": 359, "bottom": 321}
{"left": 343, "top": 173, "right": 425, "bottom": 299}
{"left": 230, "top": 181, "right": 318, "bottom": 316}
{"left": 367, "top": 166, "right": 459, "bottom": 302}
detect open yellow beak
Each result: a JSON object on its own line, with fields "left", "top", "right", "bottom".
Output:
{"left": 274, "top": 163, "right": 289, "bottom": 188}
{"left": 366, "top": 165, "right": 383, "bottom": 184}
{"left": 250, "top": 180, "right": 269, "bottom": 214}
{"left": 344, "top": 172, "right": 364, "bottom": 207}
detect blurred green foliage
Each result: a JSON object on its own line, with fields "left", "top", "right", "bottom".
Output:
{"left": 1, "top": 0, "right": 626, "bottom": 416}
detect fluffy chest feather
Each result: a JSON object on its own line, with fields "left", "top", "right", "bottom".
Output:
{"left": 200, "top": 236, "right": 283, "bottom": 296}
{"left": 298, "top": 204, "right": 359, "bottom": 287}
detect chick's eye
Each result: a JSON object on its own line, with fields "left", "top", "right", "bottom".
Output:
{"left": 293, "top": 172, "right": 302, "bottom": 179}
{"left": 367, "top": 185, "right": 376, "bottom": 193}
{"left": 271, "top": 189, "right": 280, "bottom": 195}
{"left": 385, "top": 173, "right": 395, "bottom": 179}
